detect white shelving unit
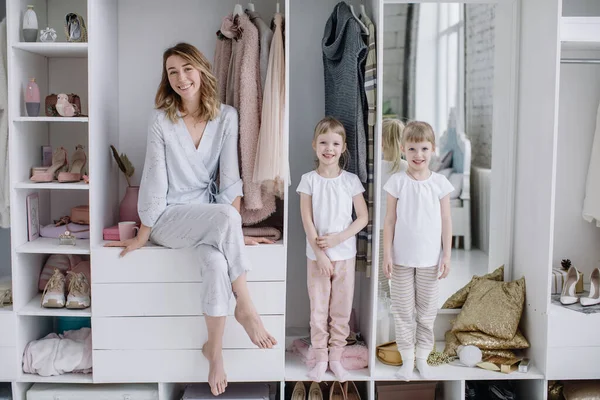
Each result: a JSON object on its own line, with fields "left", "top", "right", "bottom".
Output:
{"left": 3, "top": 0, "right": 597, "bottom": 399}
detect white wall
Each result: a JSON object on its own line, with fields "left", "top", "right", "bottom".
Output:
{"left": 287, "top": 0, "right": 332, "bottom": 329}
{"left": 553, "top": 61, "right": 600, "bottom": 279}
{"left": 0, "top": 0, "right": 8, "bottom": 280}
{"left": 116, "top": 0, "right": 280, "bottom": 193}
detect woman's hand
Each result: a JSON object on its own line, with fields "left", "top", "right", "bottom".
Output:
{"left": 104, "top": 235, "right": 148, "bottom": 257}
{"left": 244, "top": 236, "right": 275, "bottom": 245}
{"left": 316, "top": 233, "right": 342, "bottom": 250}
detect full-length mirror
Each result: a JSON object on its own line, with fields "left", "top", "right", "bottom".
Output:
{"left": 375, "top": 3, "right": 518, "bottom": 372}
{"left": 380, "top": 3, "right": 498, "bottom": 306}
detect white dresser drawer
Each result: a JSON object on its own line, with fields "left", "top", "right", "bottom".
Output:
{"left": 93, "top": 348, "right": 284, "bottom": 382}
{"left": 0, "top": 314, "right": 15, "bottom": 347}
{"left": 92, "top": 281, "right": 285, "bottom": 317}
{"left": 0, "top": 347, "right": 16, "bottom": 380}
{"left": 92, "top": 315, "right": 285, "bottom": 350}
{"left": 92, "top": 244, "right": 286, "bottom": 283}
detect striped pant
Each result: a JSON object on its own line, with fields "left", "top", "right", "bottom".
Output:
{"left": 390, "top": 265, "right": 439, "bottom": 355}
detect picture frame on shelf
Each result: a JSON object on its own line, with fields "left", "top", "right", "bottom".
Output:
{"left": 26, "top": 192, "right": 40, "bottom": 241}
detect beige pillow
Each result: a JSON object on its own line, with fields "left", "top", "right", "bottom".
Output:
{"left": 452, "top": 277, "right": 525, "bottom": 339}
{"left": 442, "top": 265, "right": 504, "bottom": 309}
{"left": 456, "top": 330, "right": 529, "bottom": 350}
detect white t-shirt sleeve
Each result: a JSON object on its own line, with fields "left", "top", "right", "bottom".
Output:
{"left": 437, "top": 174, "right": 455, "bottom": 199}
{"left": 296, "top": 172, "right": 313, "bottom": 195}
{"left": 383, "top": 174, "right": 400, "bottom": 198}
{"left": 349, "top": 173, "right": 365, "bottom": 196}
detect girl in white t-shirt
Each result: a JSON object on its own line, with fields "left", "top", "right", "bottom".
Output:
{"left": 379, "top": 119, "right": 409, "bottom": 298}
{"left": 382, "top": 121, "right": 454, "bottom": 380}
{"left": 297, "top": 117, "right": 368, "bottom": 382}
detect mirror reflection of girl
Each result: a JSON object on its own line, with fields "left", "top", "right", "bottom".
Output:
{"left": 379, "top": 119, "right": 408, "bottom": 297}
{"left": 382, "top": 121, "right": 453, "bottom": 380}
{"left": 297, "top": 117, "right": 368, "bottom": 382}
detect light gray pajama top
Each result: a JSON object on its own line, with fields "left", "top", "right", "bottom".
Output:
{"left": 137, "top": 104, "right": 244, "bottom": 227}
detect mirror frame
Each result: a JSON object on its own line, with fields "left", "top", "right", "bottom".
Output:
{"left": 373, "top": 0, "right": 520, "bottom": 280}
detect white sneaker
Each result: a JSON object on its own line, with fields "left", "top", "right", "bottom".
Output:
{"left": 41, "top": 269, "right": 66, "bottom": 308}
{"left": 66, "top": 271, "right": 90, "bottom": 309}
{"left": 581, "top": 268, "right": 600, "bottom": 307}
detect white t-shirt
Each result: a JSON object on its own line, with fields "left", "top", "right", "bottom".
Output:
{"left": 380, "top": 159, "right": 408, "bottom": 227}
{"left": 296, "top": 170, "right": 365, "bottom": 261}
{"left": 383, "top": 171, "right": 454, "bottom": 268}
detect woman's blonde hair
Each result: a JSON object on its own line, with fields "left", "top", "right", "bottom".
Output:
{"left": 402, "top": 121, "right": 436, "bottom": 149}
{"left": 155, "top": 42, "right": 220, "bottom": 123}
{"left": 313, "top": 116, "right": 349, "bottom": 169}
{"left": 382, "top": 118, "right": 405, "bottom": 173}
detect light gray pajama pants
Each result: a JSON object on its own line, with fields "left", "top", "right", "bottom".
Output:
{"left": 390, "top": 265, "right": 439, "bottom": 358}
{"left": 150, "top": 203, "right": 251, "bottom": 317}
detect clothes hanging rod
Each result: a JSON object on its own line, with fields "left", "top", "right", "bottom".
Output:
{"left": 561, "top": 58, "right": 600, "bottom": 64}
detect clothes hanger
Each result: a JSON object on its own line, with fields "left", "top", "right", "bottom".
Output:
{"left": 359, "top": 2, "right": 367, "bottom": 19}
{"left": 233, "top": 3, "right": 244, "bottom": 17}
{"left": 347, "top": 1, "right": 369, "bottom": 34}
{"left": 276, "top": 1, "right": 280, "bottom": 13}
{"left": 247, "top": 2, "right": 255, "bottom": 12}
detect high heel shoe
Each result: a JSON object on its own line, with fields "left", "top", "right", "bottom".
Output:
{"left": 308, "top": 382, "right": 323, "bottom": 400}
{"left": 30, "top": 146, "right": 67, "bottom": 182}
{"left": 329, "top": 381, "right": 346, "bottom": 400}
{"left": 291, "top": 382, "right": 306, "bottom": 400}
{"left": 560, "top": 265, "right": 580, "bottom": 305}
{"left": 343, "top": 382, "right": 360, "bottom": 400}
{"left": 58, "top": 145, "right": 87, "bottom": 183}
{"left": 581, "top": 268, "right": 600, "bottom": 306}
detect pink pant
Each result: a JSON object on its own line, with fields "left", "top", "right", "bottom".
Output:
{"left": 307, "top": 257, "right": 356, "bottom": 363}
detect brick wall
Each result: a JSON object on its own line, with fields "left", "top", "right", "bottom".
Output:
{"left": 465, "top": 4, "right": 496, "bottom": 169}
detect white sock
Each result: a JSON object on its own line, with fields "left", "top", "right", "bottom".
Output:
{"left": 416, "top": 358, "right": 431, "bottom": 379}
{"left": 395, "top": 348, "right": 414, "bottom": 381}
{"left": 329, "top": 360, "right": 349, "bottom": 382}
{"left": 307, "top": 361, "right": 327, "bottom": 382}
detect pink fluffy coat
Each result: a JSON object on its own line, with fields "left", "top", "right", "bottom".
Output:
{"left": 288, "top": 338, "right": 369, "bottom": 370}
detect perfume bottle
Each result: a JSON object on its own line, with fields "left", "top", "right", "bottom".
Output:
{"left": 25, "top": 78, "right": 40, "bottom": 117}
{"left": 58, "top": 230, "right": 76, "bottom": 246}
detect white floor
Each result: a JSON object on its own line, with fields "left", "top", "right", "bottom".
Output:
{"left": 438, "top": 248, "right": 489, "bottom": 308}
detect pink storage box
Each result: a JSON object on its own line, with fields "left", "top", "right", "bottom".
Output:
{"left": 103, "top": 225, "right": 119, "bottom": 241}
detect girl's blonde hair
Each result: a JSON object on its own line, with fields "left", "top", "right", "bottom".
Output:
{"left": 382, "top": 118, "right": 405, "bottom": 173}
{"left": 155, "top": 42, "right": 220, "bottom": 124}
{"left": 313, "top": 116, "right": 349, "bottom": 169}
{"left": 402, "top": 121, "right": 436, "bottom": 149}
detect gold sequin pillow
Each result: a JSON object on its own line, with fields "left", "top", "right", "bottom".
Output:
{"left": 481, "top": 349, "right": 517, "bottom": 359}
{"left": 455, "top": 330, "right": 529, "bottom": 350}
{"left": 443, "top": 330, "right": 461, "bottom": 356}
{"left": 442, "top": 265, "right": 504, "bottom": 309}
{"left": 452, "top": 277, "right": 525, "bottom": 339}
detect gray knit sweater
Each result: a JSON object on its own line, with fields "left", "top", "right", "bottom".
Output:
{"left": 322, "top": 1, "right": 368, "bottom": 182}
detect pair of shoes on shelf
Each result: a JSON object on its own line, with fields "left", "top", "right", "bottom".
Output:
{"left": 30, "top": 145, "right": 87, "bottom": 183}
{"left": 291, "top": 381, "right": 360, "bottom": 400}
{"left": 41, "top": 268, "right": 90, "bottom": 309}
{"left": 560, "top": 266, "right": 600, "bottom": 306}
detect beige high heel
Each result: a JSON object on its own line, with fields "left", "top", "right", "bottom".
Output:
{"left": 560, "top": 266, "right": 580, "bottom": 305}
{"left": 308, "top": 382, "right": 323, "bottom": 400}
{"left": 291, "top": 382, "right": 306, "bottom": 400}
{"left": 343, "top": 382, "right": 360, "bottom": 400}
{"left": 30, "top": 146, "right": 67, "bottom": 182}
{"left": 58, "top": 144, "right": 87, "bottom": 182}
{"left": 329, "top": 382, "right": 346, "bottom": 400}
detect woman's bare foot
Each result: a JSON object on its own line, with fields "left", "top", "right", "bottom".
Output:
{"left": 234, "top": 299, "right": 277, "bottom": 349}
{"left": 202, "top": 341, "right": 227, "bottom": 396}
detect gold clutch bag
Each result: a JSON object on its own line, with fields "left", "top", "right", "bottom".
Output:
{"left": 376, "top": 342, "right": 402, "bottom": 366}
